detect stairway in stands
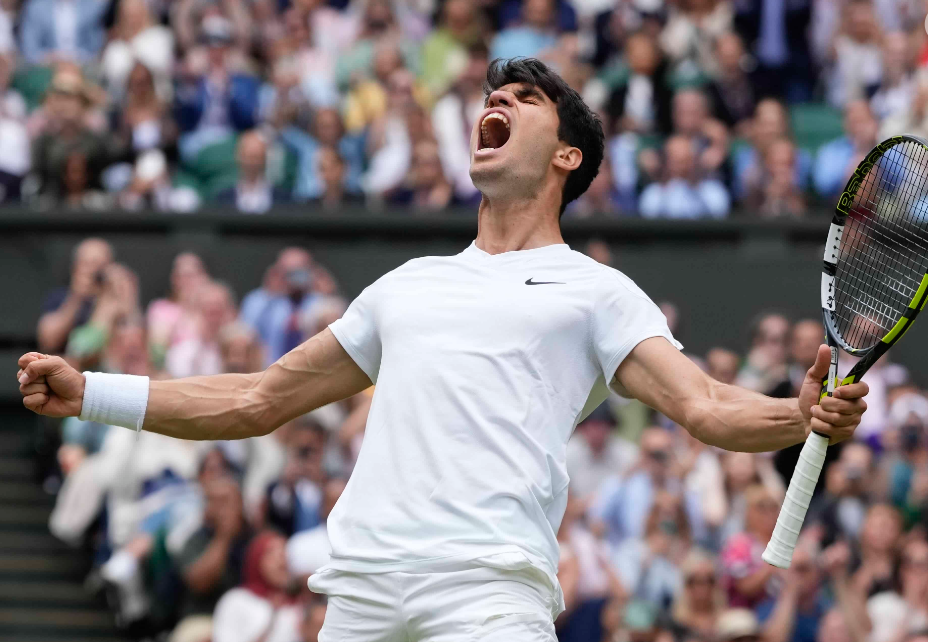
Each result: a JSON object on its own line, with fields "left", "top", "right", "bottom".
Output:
{"left": 0, "top": 405, "right": 128, "bottom": 642}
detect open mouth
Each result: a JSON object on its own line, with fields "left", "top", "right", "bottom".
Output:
{"left": 479, "top": 112, "right": 511, "bottom": 151}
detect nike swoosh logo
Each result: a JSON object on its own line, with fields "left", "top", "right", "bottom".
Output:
{"left": 525, "top": 278, "right": 566, "bottom": 285}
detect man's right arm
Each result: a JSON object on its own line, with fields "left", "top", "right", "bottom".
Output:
{"left": 17, "top": 328, "right": 372, "bottom": 441}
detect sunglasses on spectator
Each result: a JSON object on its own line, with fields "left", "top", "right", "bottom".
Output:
{"left": 686, "top": 574, "right": 715, "bottom": 586}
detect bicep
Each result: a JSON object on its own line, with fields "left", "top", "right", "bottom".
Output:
{"left": 256, "top": 328, "right": 372, "bottom": 427}
{"left": 612, "top": 336, "right": 717, "bottom": 429}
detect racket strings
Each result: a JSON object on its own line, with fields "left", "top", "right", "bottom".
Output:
{"left": 833, "top": 139, "right": 928, "bottom": 350}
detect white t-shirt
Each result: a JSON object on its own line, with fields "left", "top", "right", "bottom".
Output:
{"left": 324, "top": 241, "right": 680, "bottom": 603}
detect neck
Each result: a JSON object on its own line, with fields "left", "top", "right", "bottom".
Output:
{"left": 474, "top": 191, "right": 564, "bottom": 254}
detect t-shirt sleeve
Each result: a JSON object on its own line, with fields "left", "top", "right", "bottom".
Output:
{"left": 591, "top": 268, "right": 683, "bottom": 384}
{"left": 327, "top": 280, "right": 383, "bottom": 383}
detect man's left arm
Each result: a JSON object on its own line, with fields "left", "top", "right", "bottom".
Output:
{"left": 613, "top": 337, "right": 869, "bottom": 452}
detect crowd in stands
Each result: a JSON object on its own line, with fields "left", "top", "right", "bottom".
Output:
{"left": 36, "top": 236, "right": 928, "bottom": 642}
{"left": 0, "top": 0, "right": 920, "bottom": 216}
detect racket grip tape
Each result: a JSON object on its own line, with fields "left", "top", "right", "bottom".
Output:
{"left": 761, "top": 431, "right": 829, "bottom": 568}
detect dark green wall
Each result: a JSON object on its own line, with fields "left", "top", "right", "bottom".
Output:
{"left": 1, "top": 208, "right": 915, "bottom": 384}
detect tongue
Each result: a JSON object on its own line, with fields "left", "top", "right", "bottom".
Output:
{"left": 484, "top": 119, "right": 510, "bottom": 149}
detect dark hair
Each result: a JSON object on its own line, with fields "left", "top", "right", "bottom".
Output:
{"left": 484, "top": 58, "right": 605, "bottom": 215}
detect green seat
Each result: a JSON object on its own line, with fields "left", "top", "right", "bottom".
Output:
{"left": 11, "top": 66, "right": 53, "bottom": 112}
{"left": 790, "top": 103, "right": 844, "bottom": 155}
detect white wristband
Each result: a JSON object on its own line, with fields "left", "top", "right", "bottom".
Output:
{"left": 79, "top": 372, "right": 150, "bottom": 434}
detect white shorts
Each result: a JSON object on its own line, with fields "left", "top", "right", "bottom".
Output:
{"left": 308, "top": 565, "right": 559, "bottom": 642}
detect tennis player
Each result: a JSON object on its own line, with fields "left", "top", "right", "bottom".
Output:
{"left": 16, "top": 59, "right": 868, "bottom": 641}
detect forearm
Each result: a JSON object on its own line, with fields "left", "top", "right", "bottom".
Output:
{"left": 686, "top": 384, "right": 807, "bottom": 453}
{"left": 142, "top": 329, "right": 369, "bottom": 441}
{"left": 762, "top": 586, "right": 798, "bottom": 642}
{"left": 37, "top": 296, "right": 84, "bottom": 352}
{"left": 145, "top": 372, "right": 267, "bottom": 440}
{"left": 184, "top": 536, "right": 232, "bottom": 593}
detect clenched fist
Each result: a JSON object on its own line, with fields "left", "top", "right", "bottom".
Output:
{"left": 16, "top": 353, "right": 85, "bottom": 417}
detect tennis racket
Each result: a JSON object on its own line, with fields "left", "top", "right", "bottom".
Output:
{"left": 762, "top": 135, "right": 928, "bottom": 569}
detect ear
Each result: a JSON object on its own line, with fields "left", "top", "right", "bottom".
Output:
{"left": 552, "top": 145, "right": 582, "bottom": 173}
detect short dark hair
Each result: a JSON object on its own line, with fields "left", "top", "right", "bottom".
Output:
{"left": 484, "top": 57, "right": 605, "bottom": 215}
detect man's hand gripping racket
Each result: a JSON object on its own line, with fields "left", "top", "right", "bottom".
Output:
{"left": 763, "top": 135, "right": 928, "bottom": 568}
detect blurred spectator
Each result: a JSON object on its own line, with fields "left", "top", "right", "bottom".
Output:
{"left": 99, "top": 0, "right": 174, "bottom": 102}
{"left": 280, "top": 107, "right": 364, "bottom": 202}
{"left": 720, "top": 484, "right": 780, "bottom": 608}
{"left": 669, "top": 88, "right": 729, "bottom": 176}
{"left": 387, "top": 138, "right": 454, "bottom": 210}
{"left": 174, "top": 16, "right": 260, "bottom": 161}
{"left": 814, "top": 99, "right": 879, "bottom": 199}
{"left": 639, "top": 135, "right": 730, "bottom": 219}
{"left": 309, "top": 146, "right": 364, "bottom": 209}
{"left": 264, "top": 419, "right": 325, "bottom": 536}
{"left": 557, "top": 493, "right": 623, "bottom": 642}
{"left": 219, "top": 321, "right": 266, "bottom": 374}
{"left": 286, "top": 477, "right": 346, "bottom": 577}
{"left": 211, "top": 531, "right": 302, "bottom": 642}
{"left": 606, "top": 32, "right": 672, "bottom": 137}
{"left": 362, "top": 68, "right": 428, "bottom": 198}
{"left": 669, "top": 550, "right": 725, "bottom": 640}
{"left": 825, "top": 0, "right": 882, "bottom": 108}
{"left": 867, "top": 537, "right": 928, "bottom": 642}
{"left": 38, "top": 237, "right": 113, "bottom": 354}
{"left": 216, "top": 130, "right": 289, "bottom": 213}
{"left": 719, "top": 451, "right": 785, "bottom": 544}
{"left": 566, "top": 403, "right": 639, "bottom": 501}
{"left": 174, "top": 476, "right": 252, "bottom": 622}
{"left": 744, "top": 138, "right": 807, "bottom": 218}
{"left": 660, "top": 0, "right": 733, "bottom": 80}
{"left": 848, "top": 503, "right": 903, "bottom": 598}
{"left": 19, "top": 0, "right": 107, "bottom": 64}
{"left": 420, "top": 0, "right": 487, "bottom": 97}
{"left": 0, "top": 56, "right": 29, "bottom": 202}
{"left": 240, "top": 247, "right": 320, "bottom": 363}
{"left": 147, "top": 253, "right": 210, "bottom": 368}
{"left": 885, "top": 393, "right": 928, "bottom": 519}
{"left": 65, "top": 263, "right": 141, "bottom": 366}
{"left": 612, "top": 490, "right": 690, "bottom": 608}
{"left": 706, "top": 347, "right": 740, "bottom": 384}
{"left": 736, "top": 312, "right": 790, "bottom": 394}
{"left": 335, "top": 0, "right": 421, "bottom": 91}
{"left": 431, "top": 44, "right": 487, "bottom": 203}
{"left": 706, "top": 32, "right": 756, "bottom": 134}
{"left": 113, "top": 63, "right": 176, "bottom": 162}
{"left": 734, "top": 99, "right": 811, "bottom": 204}
{"left": 490, "top": 0, "right": 560, "bottom": 61}
{"left": 166, "top": 281, "right": 236, "bottom": 378}
{"left": 32, "top": 71, "right": 122, "bottom": 204}
{"left": 567, "top": 157, "right": 625, "bottom": 216}
{"left": 733, "top": 0, "right": 814, "bottom": 101}
{"left": 756, "top": 541, "right": 830, "bottom": 642}
{"left": 869, "top": 32, "right": 916, "bottom": 134}
{"left": 809, "top": 442, "right": 875, "bottom": 546}
{"left": 300, "top": 598, "right": 327, "bottom": 642}
{"left": 591, "top": 426, "right": 705, "bottom": 546}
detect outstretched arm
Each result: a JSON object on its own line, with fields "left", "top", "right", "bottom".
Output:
{"left": 17, "top": 329, "right": 372, "bottom": 441}
{"left": 613, "top": 337, "right": 868, "bottom": 452}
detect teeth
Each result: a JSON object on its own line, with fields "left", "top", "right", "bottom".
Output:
{"left": 480, "top": 112, "right": 510, "bottom": 149}
{"left": 483, "top": 112, "right": 510, "bottom": 129}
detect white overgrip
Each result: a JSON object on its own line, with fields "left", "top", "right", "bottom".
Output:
{"left": 761, "top": 431, "right": 829, "bottom": 568}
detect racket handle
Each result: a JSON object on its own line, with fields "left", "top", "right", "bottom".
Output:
{"left": 762, "top": 431, "right": 829, "bottom": 568}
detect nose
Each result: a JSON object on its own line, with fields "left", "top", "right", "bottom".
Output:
{"left": 486, "top": 89, "right": 514, "bottom": 108}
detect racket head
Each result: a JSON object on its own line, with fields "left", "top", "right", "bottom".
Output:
{"left": 821, "top": 134, "right": 928, "bottom": 379}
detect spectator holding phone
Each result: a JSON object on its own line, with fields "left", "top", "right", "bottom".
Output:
{"left": 38, "top": 238, "right": 113, "bottom": 354}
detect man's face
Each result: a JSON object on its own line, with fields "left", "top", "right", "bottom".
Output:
{"left": 469, "top": 82, "right": 564, "bottom": 201}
